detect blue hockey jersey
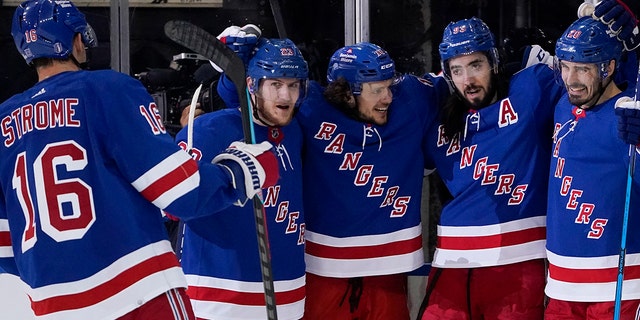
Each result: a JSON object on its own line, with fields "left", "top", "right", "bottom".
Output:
{"left": 546, "top": 86, "right": 640, "bottom": 302}
{"left": 175, "top": 109, "right": 306, "bottom": 320}
{"left": 298, "top": 75, "right": 447, "bottom": 277}
{"left": 424, "top": 64, "right": 564, "bottom": 268}
{"left": 0, "top": 70, "right": 241, "bottom": 319}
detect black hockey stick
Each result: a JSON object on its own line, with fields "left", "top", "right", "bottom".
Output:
{"left": 269, "top": 0, "right": 288, "bottom": 38}
{"left": 164, "top": 20, "right": 278, "bottom": 320}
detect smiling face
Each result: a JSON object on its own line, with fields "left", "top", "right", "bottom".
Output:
{"left": 354, "top": 79, "right": 395, "bottom": 125}
{"left": 447, "top": 51, "right": 497, "bottom": 109}
{"left": 252, "top": 77, "right": 303, "bottom": 126}
{"left": 559, "top": 60, "right": 607, "bottom": 109}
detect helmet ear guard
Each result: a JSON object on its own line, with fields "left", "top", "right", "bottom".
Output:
{"left": 80, "top": 23, "right": 98, "bottom": 49}
{"left": 247, "top": 77, "right": 256, "bottom": 94}
{"left": 600, "top": 62, "right": 610, "bottom": 80}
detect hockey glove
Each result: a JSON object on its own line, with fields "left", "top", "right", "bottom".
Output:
{"left": 213, "top": 141, "right": 279, "bottom": 206}
{"left": 593, "top": 0, "right": 640, "bottom": 51}
{"left": 615, "top": 96, "right": 640, "bottom": 145}
{"left": 210, "top": 24, "right": 261, "bottom": 72}
{"left": 218, "top": 24, "right": 261, "bottom": 63}
{"left": 522, "top": 44, "right": 554, "bottom": 69}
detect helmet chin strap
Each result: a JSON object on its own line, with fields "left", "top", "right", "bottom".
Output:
{"left": 69, "top": 47, "right": 90, "bottom": 70}
{"left": 250, "top": 94, "right": 273, "bottom": 127}
{"left": 582, "top": 76, "right": 612, "bottom": 109}
{"left": 248, "top": 80, "right": 271, "bottom": 127}
{"left": 70, "top": 55, "right": 89, "bottom": 70}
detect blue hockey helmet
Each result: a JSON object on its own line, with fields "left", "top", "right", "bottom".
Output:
{"left": 11, "top": 0, "right": 97, "bottom": 64}
{"left": 248, "top": 38, "right": 309, "bottom": 94}
{"left": 555, "top": 16, "right": 622, "bottom": 67}
{"left": 326, "top": 42, "right": 397, "bottom": 95}
{"left": 439, "top": 17, "right": 499, "bottom": 75}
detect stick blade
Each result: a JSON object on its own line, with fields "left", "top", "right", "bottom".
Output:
{"left": 163, "top": 20, "right": 244, "bottom": 83}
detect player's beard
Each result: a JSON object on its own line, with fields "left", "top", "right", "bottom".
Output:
{"left": 566, "top": 78, "right": 605, "bottom": 109}
{"left": 459, "top": 74, "right": 497, "bottom": 110}
{"left": 357, "top": 102, "right": 390, "bottom": 126}
{"left": 254, "top": 99, "right": 296, "bottom": 127}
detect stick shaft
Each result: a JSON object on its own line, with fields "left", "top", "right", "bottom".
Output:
{"left": 613, "top": 52, "right": 640, "bottom": 320}
{"left": 164, "top": 20, "right": 278, "bottom": 320}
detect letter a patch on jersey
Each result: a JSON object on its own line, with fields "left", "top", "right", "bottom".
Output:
{"left": 498, "top": 98, "right": 518, "bottom": 128}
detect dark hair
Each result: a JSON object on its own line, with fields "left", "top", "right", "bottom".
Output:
{"left": 323, "top": 77, "right": 361, "bottom": 121}
{"left": 31, "top": 57, "right": 57, "bottom": 68}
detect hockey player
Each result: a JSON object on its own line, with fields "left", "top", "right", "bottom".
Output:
{"left": 0, "top": 1, "right": 278, "bottom": 319}
{"left": 545, "top": 16, "right": 640, "bottom": 319}
{"left": 298, "top": 42, "right": 448, "bottom": 319}
{"left": 419, "top": 17, "right": 565, "bottom": 319}
{"left": 175, "top": 36, "right": 309, "bottom": 320}
{"left": 212, "top": 39, "right": 448, "bottom": 318}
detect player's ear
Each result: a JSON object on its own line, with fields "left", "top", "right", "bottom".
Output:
{"left": 607, "top": 60, "right": 616, "bottom": 78}
{"left": 72, "top": 33, "right": 86, "bottom": 63}
{"left": 602, "top": 60, "right": 616, "bottom": 80}
{"left": 75, "top": 33, "right": 84, "bottom": 47}
{"left": 246, "top": 77, "right": 254, "bottom": 94}
{"left": 348, "top": 92, "right": 357, "bottom": 109}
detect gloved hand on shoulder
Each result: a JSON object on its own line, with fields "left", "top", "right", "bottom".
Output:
{"left": 213, "top": 141, "right": 279, "bottom": 206}
{"left": 615, "top": 96, "right": 640, "bottom": 145}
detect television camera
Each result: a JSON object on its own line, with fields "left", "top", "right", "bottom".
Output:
{"left": 136, "top": 52, "right": 226, "bottom": 136}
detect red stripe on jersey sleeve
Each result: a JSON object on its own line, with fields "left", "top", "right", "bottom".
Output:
{"left": 140, "top": 159, "right": 199, "bottom": 202}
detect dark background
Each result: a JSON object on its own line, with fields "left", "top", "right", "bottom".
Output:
{"left": 1, "top": 0, "right": 639, "bottom": 262}
{"left": 4, "top": 0, "right": 640, "bottom": 103}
